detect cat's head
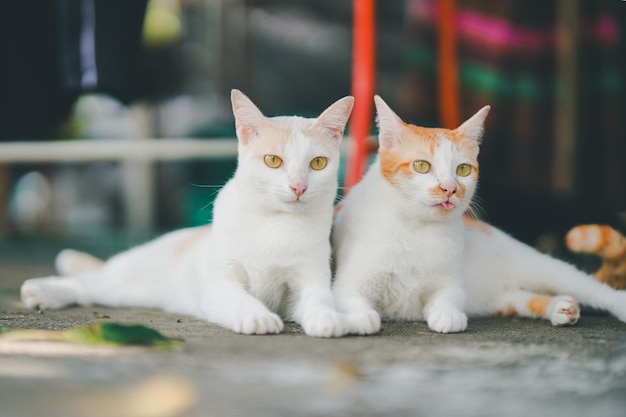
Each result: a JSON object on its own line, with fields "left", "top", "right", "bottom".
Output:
{"left": 231, "top": 89, "right": 354, "bottom": 212}
{"left": 374, "top": 95, "right": 490, "bottom": 219}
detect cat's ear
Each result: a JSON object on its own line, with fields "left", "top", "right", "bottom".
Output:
{"left": 456, "top": 105, "right": 490, "bottom": 143}
{"left": 231, "top": 89, "right": 266, "bottom": 145}
{"left": 374, "top": 95, "right": 404, "bottom": 150}
{"left": 314, "top": 96, "right": 355, "bottom": 142}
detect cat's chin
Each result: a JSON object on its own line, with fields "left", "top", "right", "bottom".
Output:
{"left": 274, "top": 198, "right": 311, "bottom": 213}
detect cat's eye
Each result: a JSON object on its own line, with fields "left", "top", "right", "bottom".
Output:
{"left": 456, "top": 163, "right": 472, "bottom": 177}
{"left": 413, "top": 160, "right": 431, "bottom": 174}
{"left": 310, "top": 156, "right": 328, "bottom": 171}
{"left": 264, "top": 155, "right": 283, "bottom": 169}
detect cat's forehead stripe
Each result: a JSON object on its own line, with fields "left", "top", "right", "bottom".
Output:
{"left": 380, "top": 149, "right": 413, "bottom": 183}
{"left": 406, "top": 124, "right": 462, "bottom": 143}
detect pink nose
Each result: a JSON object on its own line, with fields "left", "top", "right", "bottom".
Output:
{"left": 291, "top": 185, "right": 307, "bottom": 198}
{"left": 440, "top": 184, "right": 456, "bottom": 198}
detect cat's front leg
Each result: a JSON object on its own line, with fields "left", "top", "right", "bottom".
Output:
{"left": 340, "top": 298, "right": 381, "bottom": 335}
{"left": 202, "top": 269, "right": 283, "bottom": 335}
{"left": 423, "top": 286, "right": 468, "bottom": 333}
{"left": 291, "top": 277, "right": 348, "bottom": 338}
{"left": 333, "top": 284, "right": 381, "bottom": 335}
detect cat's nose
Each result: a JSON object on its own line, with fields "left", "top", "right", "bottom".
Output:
{"left": 440, "top": 184, "right": 456, "bottom": 197}
{"left": 291, "top": 184, "right": 307, "bottom": 198}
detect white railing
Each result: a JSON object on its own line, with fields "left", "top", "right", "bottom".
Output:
{"left": 0, "top": 138, "right": 238, "bottom": 240}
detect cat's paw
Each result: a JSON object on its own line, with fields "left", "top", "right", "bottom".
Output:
{"left": 301, "top": 310, "right": 348, "bottom": 338}
{"left": 231, "top": 311, "right": 284, "bottom": 335}
{"left": 345, "top": 309, "right": 381, "bottom": 335}
{"left": 548, "top": 296, "right": 580, "bottom": 326}
{"left": 20, "top": 277, "right": 74, "bottom": 310}
{"left": 426, "top": 308, "right": 467, "bottom": 333}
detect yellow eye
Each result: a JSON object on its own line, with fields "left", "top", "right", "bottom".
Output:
{"left": 264, "top": 155, "right": 283, "bottom": 169}
{"left": 310, "top": 156, "right": 328, "bottom": 171}
{"left": 456, "top": 163, "right": 472, "bottom": 177}
{"left": 413, "top": 160, "right": 431, "bottom": 174}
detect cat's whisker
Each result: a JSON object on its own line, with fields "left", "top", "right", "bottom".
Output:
{"left": 466, "top": 196, "right": 487, "bottom": 221}
{"left": 198, "top": 199, "right": 215, "bottom": 213}
{"left": 202, "top": 188, "right": 225, "bottom": 212}
{"left": 189, "top": 183, "right": 226, "bottom": 189}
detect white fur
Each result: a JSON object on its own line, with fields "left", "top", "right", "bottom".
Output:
{"left": 464, "top": 223, "right": 626, "bottom": 323}
{"left": 21, "top": 90, "right": 354, "bottom": 338}
{"left": 333, "top": 96, "right": 626, "bottom": 335}
{"left": 332, "top": 97, "right": 487, "bottom": 334}
{"left": 333, "top": 158, "right": 469, "bottom": 334}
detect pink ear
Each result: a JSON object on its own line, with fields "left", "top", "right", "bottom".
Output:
{"left": 456, "top": 105, "right": 490, "bottom": 143}
{"left": 374, "top": 95, "right": 404, "bottom": 150}
{"left": 231, "top": 89, "right": 266, "bottom": 145}
{"left": 314, "top": 96, "right": 355, "bottom": 142}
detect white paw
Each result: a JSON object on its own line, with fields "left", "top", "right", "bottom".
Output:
{"left": 427, "top": 308, "right": 467, "bottom": 333}
{"left": 231, "top": 311, "right": 284, "bottom": 335}
{"left": 549, "top": 296, "right": 580, "bottom": 326}
{"left": 301, "top": 310, "right": 348, "bottom": 338}
{"left": 20, "top": 277, "right": 73, "bottom": 310}
{"left": 345, "top": 309, "right": 381, "bottom": 335}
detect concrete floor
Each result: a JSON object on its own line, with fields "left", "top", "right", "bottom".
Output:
{"left": 1, "top": 245, "right": 626, "bottom": 417}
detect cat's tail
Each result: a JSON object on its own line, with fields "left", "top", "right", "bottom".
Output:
{"left": 55, "top": 249, "right": 104, "bottom": 276}
{"left": 565, "top": 224, "right": 626, "bottom": 289}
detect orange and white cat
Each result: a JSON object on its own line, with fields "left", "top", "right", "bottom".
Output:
{"left": 21, "top": 90, "right": 354, "bottom": 338}
{"left": 332, "top": 95, "right": 626, "bottom": 334}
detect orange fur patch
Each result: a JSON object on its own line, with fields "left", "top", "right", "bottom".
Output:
{"left": 566, "top": 225, "right": 626, "bottom": 260}
{"left": 495, "top": 304, "right": 518, "bottom": 317}
{"left": 527, "top": 295, "right": 552, "bottom": 318}
{"left": 379, "top": 149, "right": 412, "bottom": 184}
{"left": 333, "top": 202, "right": 344, "bottom": 217}
{"left": 172, "top": 226, "right": 211, "bottom": 260}
{"left": 463, "top": 215, "right": 492, "bottom": 234}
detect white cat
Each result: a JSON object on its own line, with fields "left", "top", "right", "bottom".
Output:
{"left": 21, "top": 89, "right": 354, "bottom": 338}
{"left": 332, "top": 95, "right": 626, "bottom": 335}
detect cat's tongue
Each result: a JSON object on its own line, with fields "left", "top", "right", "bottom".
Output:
{"left": 441, "top": 201, "right": 455, "bottom": 211}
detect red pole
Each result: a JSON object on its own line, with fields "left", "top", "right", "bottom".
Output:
{"left": 437, "top": 0, "right": 460, "bottom": 129}
{"left": 344, "top": 0, "right": 376, "bottom": 191}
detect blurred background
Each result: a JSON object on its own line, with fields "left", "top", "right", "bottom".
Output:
{"left": 0, "top": 0, "right": 624, "bottom": 258}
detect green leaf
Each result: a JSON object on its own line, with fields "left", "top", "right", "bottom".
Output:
{"left": 0, "top": 323, "right": 185, "bottom": 351}
{"left": 68, "top": 323, "right": 184, "bottom": 350}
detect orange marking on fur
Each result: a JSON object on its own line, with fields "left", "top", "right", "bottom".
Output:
{"left": 495, "top": 304, "right": 518, "bottom": 317}
{"left": 172, "top": 226, "right": 211, "bottom": 260}
{"left": 407, "top": 125, "right": 455, "bottom": 143}
{"left": 455, "top": 183, "right": 466, "bottom": 200}
{"left": 567, "top": 225, "right": 626, "bottom": 260}
{"left": 379, "top": 150, "right": 412, "bottom": 184}
{"left": 527, "top": 295, "right": 552, "bottom": 318}
{"left": 334, "top": 202, "right": 344, "bottom": 217}
{"left": 463, "top": 215, "right": 492, "bottom": 234}
{"left": 599, "top": 226, "right": 626, "bottom": 260}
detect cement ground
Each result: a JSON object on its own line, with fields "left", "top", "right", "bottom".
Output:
{"left": 1, "top": 242, "right": 626, "bottom": 417}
